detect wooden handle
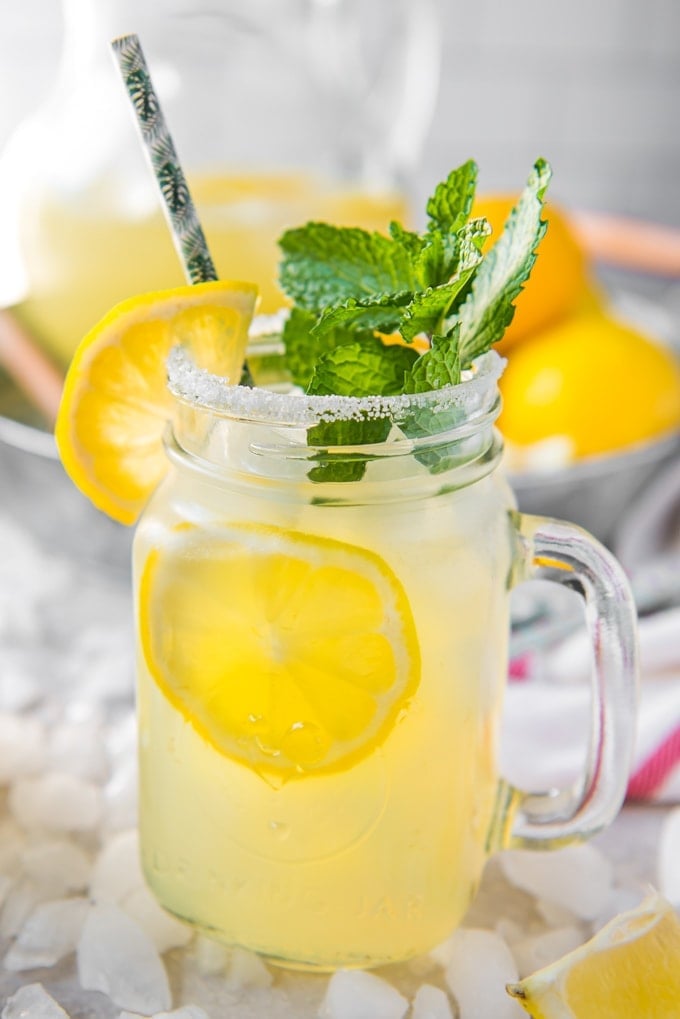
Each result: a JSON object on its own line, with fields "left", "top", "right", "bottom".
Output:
{"left": 571, "top": 210, "right": 680, "bottom": 277}
{"left": 0, "top": 310, "right": 64, "bottom": 426}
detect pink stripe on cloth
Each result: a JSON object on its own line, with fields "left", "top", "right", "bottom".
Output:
{"left": 627, "top": 723, "right": 680, "bottom": 801}
{"left": 508, "top": 653, "right": 534, "bottom": 682}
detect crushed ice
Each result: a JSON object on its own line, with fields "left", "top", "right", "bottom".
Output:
{"left": 0, "top": 508, "right": 674, "bottom": 1016}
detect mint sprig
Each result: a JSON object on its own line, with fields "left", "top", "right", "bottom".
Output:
{"left": 277, "top": 157, "right": 552, "bottom": 482}
{"left": 455, "top": 158, "right": 552, "bottom": 364}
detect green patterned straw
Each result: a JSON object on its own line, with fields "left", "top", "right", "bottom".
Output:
{"left": 111, "top": 33, "right": 253, "bottom": 384}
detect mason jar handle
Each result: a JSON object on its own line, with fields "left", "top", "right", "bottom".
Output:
{"left": 505, "top": 512, "right": 639, "bottom": 849}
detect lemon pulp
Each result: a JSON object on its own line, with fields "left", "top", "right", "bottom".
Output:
{"left": 55, "top": 279, "right": 257, "bottom": 525}
{"left": 508, "top": 891, "right": 680, "bottom": 1018}
{"left": 139, "top": 522, "right": 421, "bottom": 779}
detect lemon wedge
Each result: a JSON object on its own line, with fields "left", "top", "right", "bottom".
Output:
{"left": 507, "top": 890, "right": 680, "bottom": 1018}
{"left": 55, "top": 280, "right": 257, "bottom": 525}
{"left": 139, "top": 521, "right": 420, "bottom": 778}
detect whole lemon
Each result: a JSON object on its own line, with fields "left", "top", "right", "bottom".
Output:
{"left": 498, "top": 310, "right": 680, "bottom": 458}
{"left": 472, "top": 197, "right": 596, "bottom": 352}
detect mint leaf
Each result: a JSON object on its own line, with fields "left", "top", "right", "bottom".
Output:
{"left": 400, "top": 282, "right": 464, "bottom": 344}
{"left": 426, "top": 160, "right": 478, "bottom": 235}
{"left": 307, "top": 417, "right": 391, "bottom": 483}
{"left": 455, "top": 158, "right": 551, "bottom": 365}
{"left": 282, "top": 307, "right": 377, "bottom": 390}
{"left": 389, "top": 221, "right": 424, "bottom": 258}
{"left": 417, "top": 174, "right": 487, "bottom": 288}
{"left": 312, "top": 291, "right": 412, "bottom": 340}
{"left": 399, "top": 404, "right": 466, "bottom": 475}
{"left": 401, "top": 229, "right": 484, "bottom": 344}
{"left": 279, "top": 223, "right": 417, "bottom": 312}
{"left": 307, "top": 336, "right": 418, "bottom": 397}
{"left": 460, "top": 216, "right": 493, "bottom": 254}
{"left": 281, "top": 307, "right": 319, "bottom": 389}
{"left": 398, "top": 328, "right": 467, "bottom": 474}
{"left": 403, "top": 328, "right": 461, "bottom": 394}
{"left": 413, "top": 231, "right": 456, "bottom": 289}
{"left": 306, "top": 337, "right": 416, "bottom": 482}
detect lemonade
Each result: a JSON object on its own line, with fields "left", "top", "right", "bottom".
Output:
{"left": 14, "top": 172, "right": 407, "bottom": 367}
{"left": 132, "top": 374, "right": 513, "bottom": 967}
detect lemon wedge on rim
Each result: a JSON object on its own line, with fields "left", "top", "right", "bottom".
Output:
{"left": 507, "top": 890, "right": 680, "bottom": 1018}
{"left": 55, "top": 280, "right": 257, "bottom": 525}
{"left": 139, "top": 521, "right": 421, "bottom": 778}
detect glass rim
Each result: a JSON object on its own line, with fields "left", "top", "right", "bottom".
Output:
{"left": 167, "top": 347, "right": 506, "bottom": 428}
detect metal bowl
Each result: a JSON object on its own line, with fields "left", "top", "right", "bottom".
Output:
{"left": 508, "top": 430, "right": 680, "bottom": 550}
{"left": 0, "top": 414, "right": 133, "bottom": 574}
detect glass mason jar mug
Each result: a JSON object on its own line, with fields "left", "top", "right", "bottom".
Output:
{"left": 133, "top": 349, "right": 638, "bottom": 970}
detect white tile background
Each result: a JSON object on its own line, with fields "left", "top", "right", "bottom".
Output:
{"left": 1, "top": 0, "right": 679, "bottom": 223}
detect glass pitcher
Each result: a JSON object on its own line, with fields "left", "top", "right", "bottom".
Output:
{"left": 0, "top": 0, "right": 440, "bottom": 369}
{"left": 133, "top": 347, "right": 638, "bottom": 970}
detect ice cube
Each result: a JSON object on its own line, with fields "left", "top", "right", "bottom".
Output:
{"left": 411, "top": 983, "right": 454, "bottom": 1019}
{"left": 406, "top": 953, "right": 439, "bottom": 978}
{"left": 9, "top": 772, "right": 103, "bottom": 832}
{"left": 494, "top": 918, "right": 524, "bottom": 948}
{"left": 192, "top": 934, "right": 228, "bottom": 975}
{"left": 0, "top": 874, "right": 13, "bottom": 913}
{"left": 102, "top": 712, "right": 139, "bottom": 832}
{"left": 0, "top": 877, "right": 43, "bottom": 938}
{"left": 103, "top": 755, "right": 138, "bottom": 832}
{"left": 0, "top": 818, "right": 26, "bottom": 873}
{"left": 428, "top": 934, "right": 457, "bottom": 971}
{"left": 535, "top": 898, "right": 579, "bottom": 928}
{"left": 64, "top": 624, "right": 134, "bottom": 702}
{"left": 1, "top": 982, "right": 70, "bottom": 1018}
{"left": 152, "top": 1007, "right": 211, "bottom": 1019}
{"left": 511, "top": 925, "right": 585, "bottom": 979}
{"left": 4, "top": 896, "right": 89, "bottom": 971}
{"left": 0, "top": 650, "right": 41, "bottom": 711}
{"left": 445, "top": 928, "right": 525, "bottom": 1019}
{"left": 0, "top": 516, "right": 69, "bottom": 638}
{"left": 223, "top": 946, "right": 273, "bottom": 990}
{"left": 122, "top": 884, "right": 193, "bottom": 953}
{"left": 589, "top": 884, "right": 644, "bottom": 931}
{"left": 498, "top": 844, "right": 613, "bottom": 921}
{"left": 319, "top": 970, "right": 409, "bottom": 1019}
{"left": 90, "top": 830, "right": 144, "bottom": 904}
{"left": 119, "top": 1010, "right": 209, "bottom": 1019}
{"left": 22, "top": 839, "right": 91, "bottom": 895}
{"left": 77, "top": 902, "right": 172, "bottom": 1013}
{"left": 0, "top": 711, "right": 47, "bottom": 783}
{"left": 658, "top": 806, "right": 680, "bottom": 907}
{"left": 48, "top": 715, "right": 110, "bottom": 783}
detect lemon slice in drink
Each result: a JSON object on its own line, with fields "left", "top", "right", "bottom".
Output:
{"left": 139, "top": 522, "right": 420, "bottom": 778}
{"left": 55, "top": 280, "right": 257, "bottom": 525}
{"left": 507, "top": 890, "right": 680, "bottom": 1018}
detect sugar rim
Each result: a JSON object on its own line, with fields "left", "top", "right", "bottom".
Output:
{"left": 167, "top": 347, "right": 505, "bottom": 427}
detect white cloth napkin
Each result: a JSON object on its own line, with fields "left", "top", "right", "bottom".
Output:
{"left": 501, "top": 606, "right": 680, "bottom": 803}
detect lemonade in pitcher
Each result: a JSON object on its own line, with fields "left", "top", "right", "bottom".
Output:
{"left": 14, "top": 173, "right": 406, "bottom": 367}
{"left": 56, "top": 159, "right": 638, "bottom": 969}
{"left": 2, "top": 0, "right": 433, "bottom": 370}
